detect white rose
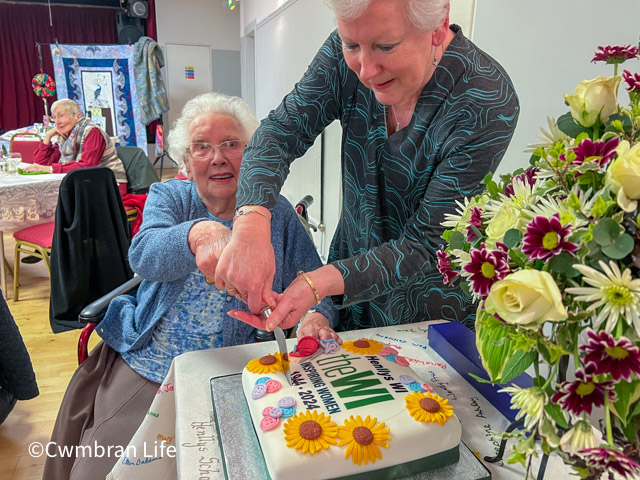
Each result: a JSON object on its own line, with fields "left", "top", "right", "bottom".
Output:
{"left": 564, "top": 76, "right": 621, "bottom": 128}
{"left": 485, "top": 269, "right": 567, "bottom": 328}
{"left": 605, "top": 140, "right": 640, "bottom": 212}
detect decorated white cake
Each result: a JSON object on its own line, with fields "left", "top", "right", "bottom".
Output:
{"left": 242, "top": 338, "right": 462, "bottom": 480}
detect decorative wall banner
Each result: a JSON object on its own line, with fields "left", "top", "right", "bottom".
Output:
{"left": 50, "top": 44, "right": 147, "bottom": 154}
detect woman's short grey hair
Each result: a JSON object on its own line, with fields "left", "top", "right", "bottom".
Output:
{"left": 324, "top": 0, "right": 449, "bottom": 32}
{"left": 51, "top": 99, "right": 82, "bottom": 116}
{"left": 167, "top": 92, "right": 260, "bottom": 168}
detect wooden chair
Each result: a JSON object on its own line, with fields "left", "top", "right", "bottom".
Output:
{"left": 12, "top": 222, "right": 55, "bottom": 301}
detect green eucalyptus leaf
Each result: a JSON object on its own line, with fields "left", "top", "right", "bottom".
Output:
{"left": 503, "top": 229, "right": 523, "bottom": 248}
{"left": 593, "top": 217, "right": 620, "bottom": 246}
{"left": 498, "top": 350, "right": 535, "bottom": 384}
{"left": 442, "top": 229, "right": 453, "bottom": 242}
{"left": 449, "top": 230, "right": 466, "bottom": 250}
{"left": 602, "top": 233, "right": 634, "bottom": 260}
{"left": 549, "top": 252, "right": 573, "bottom": 274}
{"left": 557, "top": 112, "right": 591, "bottom": 138}
{"left": 605, "top": 113, "right": 632, "bottom": 134}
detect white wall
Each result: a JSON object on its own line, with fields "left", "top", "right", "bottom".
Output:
{"left": 157, "top": 0, "right": 241, "bottom": 49}
{"left": 474, "top": 0, "right": 640, "bottom": 176}
{"left": 156, "top": 0, "right": 241, "bottom": 159}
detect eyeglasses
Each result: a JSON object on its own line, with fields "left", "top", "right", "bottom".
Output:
{"left": 51, "top": 112, "right": 72, "bottom": 121}
{"left": 186, "top": 140, "right": 246, "bottom": 160}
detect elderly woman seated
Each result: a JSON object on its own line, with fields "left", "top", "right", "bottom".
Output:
{"left": 25, "top": 98, "right": 128, "bottom": 195}
{"left": 43, "top": 92, "right": 338, "bottom": 480}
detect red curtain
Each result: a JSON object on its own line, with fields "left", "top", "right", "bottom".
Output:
{"left": 146, "top": 0, "right": 157, "bottom": 41}
{"left": 0, "top": 4, "right": 117, "bottom": 131}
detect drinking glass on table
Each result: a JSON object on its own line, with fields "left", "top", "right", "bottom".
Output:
{"left": 6, "top": 152, "right": 21, "bottom": 174}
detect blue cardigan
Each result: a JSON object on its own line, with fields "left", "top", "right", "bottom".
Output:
{"left": 97, "top": 179, "right": 336, "bottom": 353}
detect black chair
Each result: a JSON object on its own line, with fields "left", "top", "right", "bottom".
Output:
{"left": 116, "top": 146, "right": 160, "bottom": 194}
{"left": 49, "top": 167, "right": 134, "bottom": 333}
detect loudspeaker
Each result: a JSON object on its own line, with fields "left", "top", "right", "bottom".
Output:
{"left": 116, "top": 11, "right": 144, "bottom": 45}
{"left": 127, "top": 0, "right": 148, "bottom": 19}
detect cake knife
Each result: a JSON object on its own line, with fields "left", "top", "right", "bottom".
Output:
{"left": 263, "top": 308, "right": 292, "bottom": 386}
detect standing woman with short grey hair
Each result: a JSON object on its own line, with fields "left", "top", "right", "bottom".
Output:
{"left": 216, "top": 0, "right": 520, "bottom": 336}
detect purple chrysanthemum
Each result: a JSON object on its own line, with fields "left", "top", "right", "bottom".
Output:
{"left": 592, "top": 45, "right": 640, "bottom": 64}
{"left": 504, "top": 168, "right": 539, "bottom": 197}
{"left": 437, "top": 247, "right": 458, "bottom": 286}
{"left": 551, "top": 363, "right": 616, "bottom": 416}
{"left": 622, "top": 69, "right": 640, "bottom": 92}
{"left": 465, "top": 207, "right": 483, "bottom": 242}
{"left": 462, "top": 243, "right": 510, "bottom": 298}
{"left": 521, "top": 213, "right": 579, "bottom": 262}
{"left": 580, "top": 329, "right": 640, "bottom": 382}
{"left": 569, "top": 136, "right": 620, "bottom": 168}
{"left": 578, "top": 447, "right": 640, "bottom": 479}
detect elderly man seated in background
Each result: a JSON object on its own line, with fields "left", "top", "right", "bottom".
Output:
{"left": 42, "top": 92, "right": 338, "bottom": 480}
{"left": 25, "top": 98, "right": 128, "bottom": 196}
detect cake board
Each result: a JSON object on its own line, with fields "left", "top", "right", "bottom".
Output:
{"left": 210, "top": 374, "right": 491, "bottom": 480}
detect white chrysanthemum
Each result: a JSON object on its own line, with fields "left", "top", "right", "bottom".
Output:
{"left": 524, "top": 116, "right": 572, "bottom": 153}
{"left": 566, "top": 260, "right": 640, "bottom": 336}
{"left": 441, "top": 196, "right": 488, "bottom": 231}
{"left": 449, "top": 249, "right": 471, "bottom": 269}
{"left": 559, "top": 419, "right": 596, "bottom": 455}
{"left": 441, "top": 198, "right": 472, "bottom": 230}
{"left": 524, "top": 187, "right": 593, "bottom": 229}
{"left": 499, "top": 385, "right": 547, "bottom": 430}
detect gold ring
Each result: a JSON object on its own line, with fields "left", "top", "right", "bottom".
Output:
{"left": 227, "top": 287, "right": 238, "bottom": 295}
{"left": 205, "top": 277, "right": 215, "bottom": 285}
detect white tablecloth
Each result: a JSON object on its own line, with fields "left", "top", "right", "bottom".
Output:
{"left": 0, "top": 166, "right": 65, "bottom": 297}
{"left": 106, "top": 322, "right": 570, "bottom": 480}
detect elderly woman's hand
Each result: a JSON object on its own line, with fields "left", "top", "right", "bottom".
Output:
{"left": 297, "top": 312, "right": 341, "bottom": 343}
{"left": 188, "top": 221, "right": 232, "bottom": 279}
{"left": 215, "top": 209, "right": 276, "bottom": 313}
{"left": 23, "top": 163, "right": 53, "bottom": 173}
{"left": 43, "top": 126, "right": 62, "bottom": 144}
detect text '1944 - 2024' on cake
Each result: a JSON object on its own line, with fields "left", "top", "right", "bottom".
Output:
{"left": 241, "top": 337, "right": 462, "bottom": 480}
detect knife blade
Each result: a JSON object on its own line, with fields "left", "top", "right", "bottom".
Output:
{"left": 263, "top": 308, "right": 292, "bottom": 386}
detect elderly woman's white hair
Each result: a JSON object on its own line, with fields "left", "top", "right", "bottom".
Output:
{"left": 324, "top": 0, "right": 449, "bottom": 32}
{"left": 168, "top": 92, "right": 259, "bottom": 168}
{"left": 51, "top": 98, "right": 82, "bottom": 116}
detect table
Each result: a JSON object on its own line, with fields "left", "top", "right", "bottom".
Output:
{"left": 0, "top": 125, "right": 43, "bottom": 153}
{"left": 106, "top": 322, "right": 570, "bottom": 480}
{"left": 0, "top": 167, "right": 65, "bottom": 297}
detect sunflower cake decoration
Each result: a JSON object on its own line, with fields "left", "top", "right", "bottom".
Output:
{"left": 246, "top": 352, "right": 287, "bottom": 374}
{"left": 405, "top": 391, "right": 453, "bottom": 426}
{"left": 337, "top": 415, "right": 391, "bottom": 465}
{"left": 283, "top": 411, "right": 338, "bottom": 454}
{"left": 341, "top": 338, "right": 384, "bottom": 355}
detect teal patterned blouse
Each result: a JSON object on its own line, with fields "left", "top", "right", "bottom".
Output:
{"left": 236, "top": 26, "right": 519, "bottom": 330}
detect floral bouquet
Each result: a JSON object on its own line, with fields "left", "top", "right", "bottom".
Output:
{"left": 438, "top": 44, "right": 640, "bottom": 479}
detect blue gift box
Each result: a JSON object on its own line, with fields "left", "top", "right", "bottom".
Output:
{"left": 428, "top": 322, "right": 532, "bottom": 423}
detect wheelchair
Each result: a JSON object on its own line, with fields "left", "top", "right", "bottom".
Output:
{"left": 77, "top": 196, "right": 317, "bottom": 364}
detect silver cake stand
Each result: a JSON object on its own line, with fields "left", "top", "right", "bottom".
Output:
{"left": 210, "top": 374, "right": 491, "bottom": 480}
